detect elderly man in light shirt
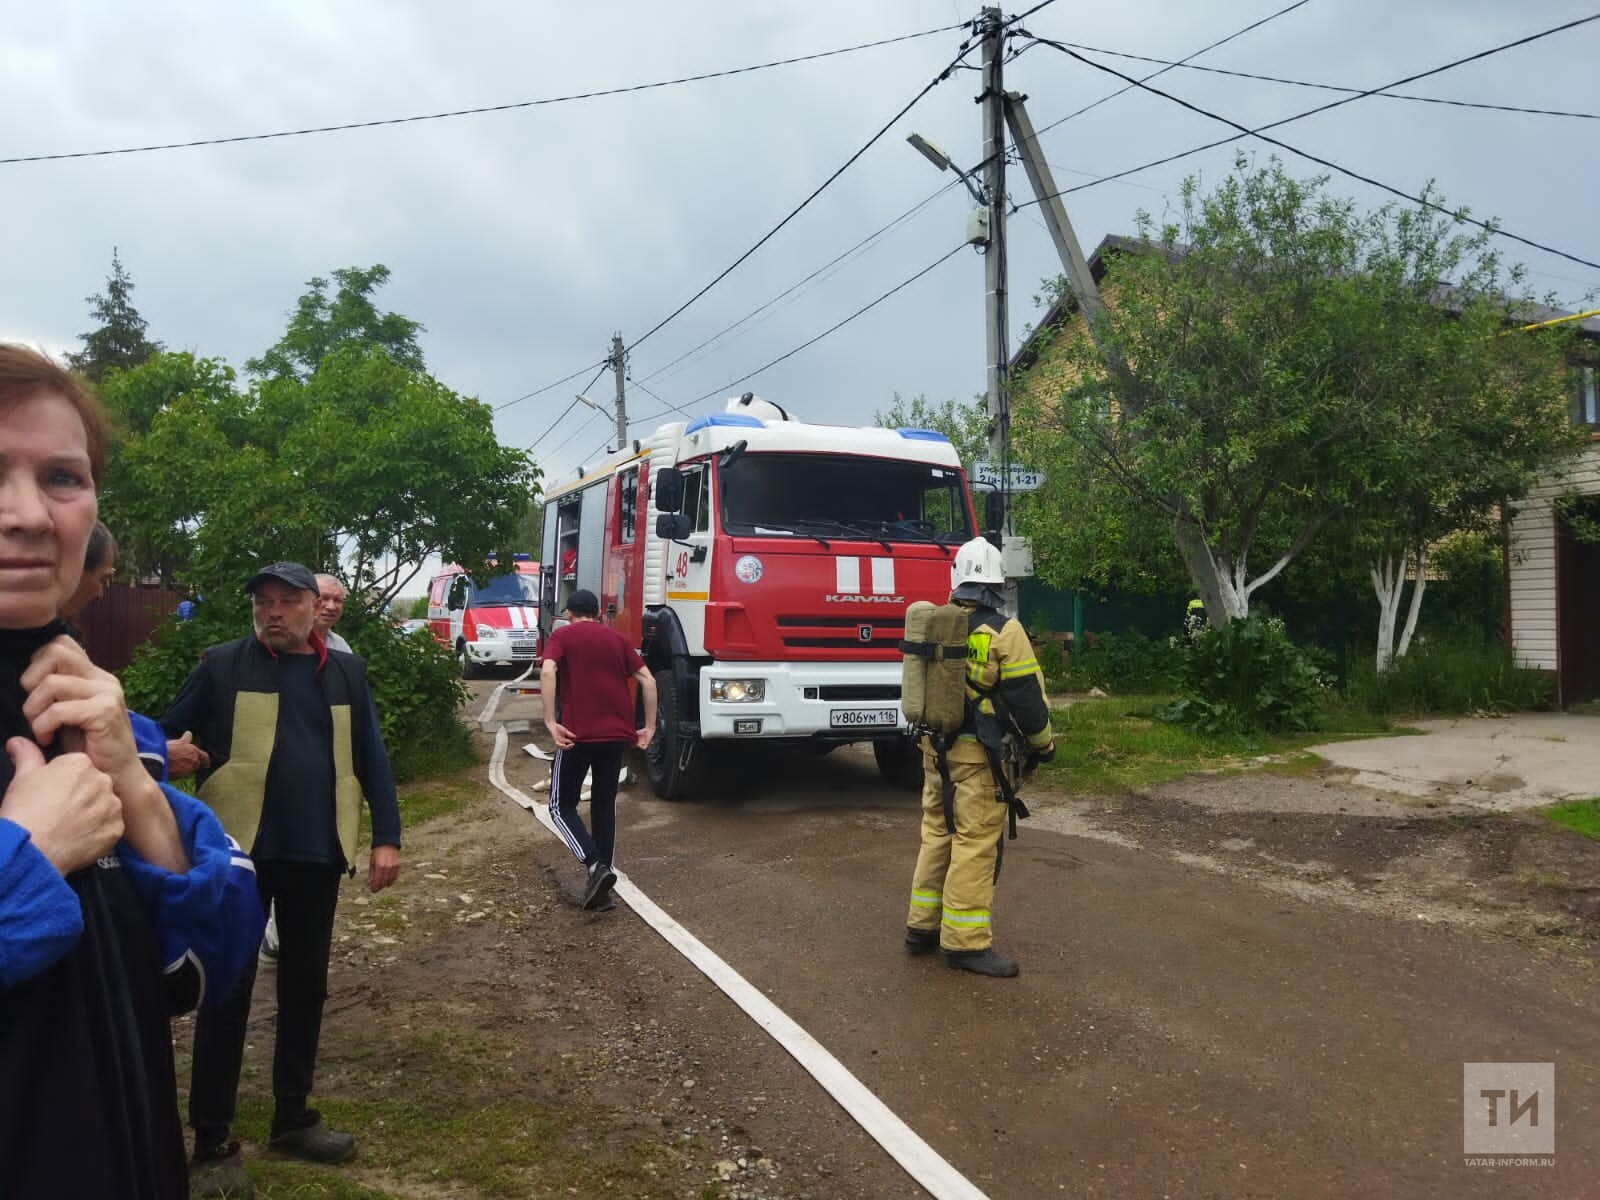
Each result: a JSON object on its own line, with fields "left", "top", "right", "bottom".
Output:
{"left": 314, "top": 574, "right": 352, "bottom": 654}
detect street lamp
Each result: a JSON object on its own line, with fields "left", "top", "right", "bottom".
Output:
{"left": 906, "top": 132, "right": 986, "bottom": 208}
{"left": 906, "top": 133, "right": 989, "bottom": 247}
{"left": 575, "top": 393, "right": 614, "bottom": 452}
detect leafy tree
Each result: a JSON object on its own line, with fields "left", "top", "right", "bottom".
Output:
{"left": 69, "top": 248, "right": 161, "bottom": 383}
{"left": 1014, "top": 156, "right": 1581, "bottom": 637}
{"left": 874, "top": 392, "right": 988, "bottom": 470}
{"left": 98, "top": 268, "right": 539, "bottom": 612}
{"left": 246, "top": 264, "right": 424, "bottom": 381}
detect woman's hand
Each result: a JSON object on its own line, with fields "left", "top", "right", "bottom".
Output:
{"left": 0, "top": 738, "right": 121, "bottom": 876}
{"left": 21, "top": 636, "right": 187, "bottom": 873}
{"left": 21, "top": 636, "right": 143, "bottom": 786}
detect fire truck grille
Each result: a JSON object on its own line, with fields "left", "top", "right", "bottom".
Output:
{"left": 775, "top": 615, "right": 903, "bottom": 654}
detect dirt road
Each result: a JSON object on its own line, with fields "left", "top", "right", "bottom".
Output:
{"left": 206, "top": 683, "right": 1600, "bottom": 1197}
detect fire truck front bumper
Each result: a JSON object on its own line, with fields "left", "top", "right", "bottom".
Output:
{"left": 465, "top": 632, "right": 540, "bottom": 668}
{"left": 698, "top": 661, "right": 907, "bottom": 740}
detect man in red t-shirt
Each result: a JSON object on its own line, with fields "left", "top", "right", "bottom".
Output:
{"left": 539, "top": 589, "right": 658, "bottom": 909}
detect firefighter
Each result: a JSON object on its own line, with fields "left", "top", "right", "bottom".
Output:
{"left": 904, "top": 537, "right": 1055, "bottom": 977}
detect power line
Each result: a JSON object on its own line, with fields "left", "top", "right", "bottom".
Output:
{"left": 0, "top": 23, "right": 967, "bottom": 167}
{"left": 634, "top": 178, "right": 964, "bottom": 386}
{"left": 521, "top": 361, "right": 613, "bottom": 458}
{"left": 1024, "top": 0, "right": 1315, "bottom": 140}
{"left": 681, "top": 243, "right": 967, "bottom": 409}
{"left": 628, "top": 379, "right": 693, "bottom": 421}
{"left": 628, "top": 38, "right": 977, "bottom": 354}
{"left": 1054, "top": 40, "right": 1600, "bottom": 121}
{"left": 542, "top": 408, "right": 605, "bottom": 461}
{"left": 496, "top": 359, "right": 607, "bottom": 414}
{"left": 1028, "top": 24, "right": 1600, "bottom": 272}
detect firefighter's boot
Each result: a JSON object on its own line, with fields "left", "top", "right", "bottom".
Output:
{"left": 904, "top": 926, "right": 939, "bottom": 955}
{"left": 945, "top": 948, "right": 1019, "bottom": 977}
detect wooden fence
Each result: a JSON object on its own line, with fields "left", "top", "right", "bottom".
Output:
{"left": 77, "top": 582, "right": 182, "bottom": 674}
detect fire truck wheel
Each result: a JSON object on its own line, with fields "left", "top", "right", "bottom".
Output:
{"left": 456, "top": 643, "right": 481, "bottom": 680}
{"left": 645, "top": 665, "right": 701, "bottom": 801}
{"left": 872, "top": 737, "right": 922, "bottom": 789}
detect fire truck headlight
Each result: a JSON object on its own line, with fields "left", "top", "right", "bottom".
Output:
{"left": 476, "top": 626, "right": 503, "bottom": 640}
{"left": 710, "top": 678, "right": 765, "bottom": 703}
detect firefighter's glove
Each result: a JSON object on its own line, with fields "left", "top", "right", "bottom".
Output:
{"left": 1023, "top": 742, "right": 1055, "bottom": 776}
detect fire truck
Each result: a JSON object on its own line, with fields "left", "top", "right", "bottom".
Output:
{"left": 537, "top": 394, "right": 978, "bottom": 799}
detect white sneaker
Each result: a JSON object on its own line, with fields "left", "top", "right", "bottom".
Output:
{"left": 259, "top": 914, "right": 280, "bottom": 965}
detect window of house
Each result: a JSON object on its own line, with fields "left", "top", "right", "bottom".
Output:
{"left": 1573, "top": 366, "right": 1598, "bottom": 427}
{"left": 617, "top": 468, "right": 638, "bottom": 544}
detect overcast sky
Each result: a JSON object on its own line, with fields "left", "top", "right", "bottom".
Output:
{"left": 4, "top": 0, "right": 1596, "bottom": 501}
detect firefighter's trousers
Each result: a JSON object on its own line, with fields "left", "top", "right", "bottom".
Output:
{"left": 906, "top": 748, "right": 1006, "bottom": 953}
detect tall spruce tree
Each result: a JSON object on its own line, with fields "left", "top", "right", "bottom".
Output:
{"left": 69, "top": 248, "right": 162, "bottom": 382}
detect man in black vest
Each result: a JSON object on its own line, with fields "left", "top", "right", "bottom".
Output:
{"left": 161, "top": 561, "right": 402, "bottom": 1197}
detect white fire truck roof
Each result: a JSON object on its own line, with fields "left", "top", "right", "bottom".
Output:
{"left": 544, "top": 411, "right": 962, "bottom": 502}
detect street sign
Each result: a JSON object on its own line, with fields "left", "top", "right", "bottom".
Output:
{"left": 971, "top": 461, "right": 1046, "bottom": 491}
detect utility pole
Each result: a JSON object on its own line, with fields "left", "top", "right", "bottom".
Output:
{"left": 1004, "top": 92, "right": 1118, "bottom": 370}
{"left": 609, "top": 333, "right": 629, "bottom": 450}
{"left": 979, "top": 7, "right": 1009, "bottom": 556}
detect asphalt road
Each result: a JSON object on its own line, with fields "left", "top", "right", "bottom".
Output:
{"left": 482, "top": 680, "right": 1599, "bottom": 1198}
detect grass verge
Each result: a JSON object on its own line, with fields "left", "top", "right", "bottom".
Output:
{"left": 1540, "top": 798, "right": 1600, "bottom": 841}
{"left": 1036, "top": 694, "right": 1403, "bottom": 795}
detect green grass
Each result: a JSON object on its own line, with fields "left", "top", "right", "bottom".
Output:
{"left": 1540, "top": 798, "right": 1600, "bottom": 841}
{"left": 1036, "top": 694, "right": 1401, "bottom": 795}
{"left": 388, "top": 718, "right": 478, "bottom": 784}
{"left": 182, "top": 1022, "right": 699, "bottom": 1199}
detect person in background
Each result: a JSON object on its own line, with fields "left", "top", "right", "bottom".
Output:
{"left": 60, "top": 519, "right": 115, "bottom": 625}
{"left": 160, "top": 561, "right": 401, "bottom": 1196}
{"left": 0, "top": 342, "right": 261, "bottom": 1199}
{"left": 314, "top": 573, "right": 351, "bottom": 654}
{"left": 539, "top": 588, "right": 656, "bottom": 910}
{"left": 258, "top": 571, "right": 352, "bottom": 966}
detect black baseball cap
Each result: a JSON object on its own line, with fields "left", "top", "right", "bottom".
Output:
{"left": 564, "top": 588, "right": 599, "bottom": 616}
{"left": 244, "top": 561, "right": 319, "bottom": 594}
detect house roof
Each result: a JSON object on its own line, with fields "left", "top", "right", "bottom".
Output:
{"left": 1010, "top": 233, "right": 1600, "bottom": 374}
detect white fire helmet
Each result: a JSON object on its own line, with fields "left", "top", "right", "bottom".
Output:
{"left": 951, "top": 536, "right": 1005, "bottom": 590}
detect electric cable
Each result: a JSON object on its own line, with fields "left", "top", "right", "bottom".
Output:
{"left": 1054, "top": 41, "right": 1600, "bottom": 121}
{"left": 634, "top": 177, "right": 964, "bottom": 385}
{"left": 1024, "top": 0, "right": 1316, "bottom": 139}
{"left": 627, "top": 39, "right": 978, "bottom": 354}
{"left": 541, "top": 408, "right": 605, "bottom": 461}
{"left": 498, "top": 359, "right": 607, "bottom": 414}
{"left": 679, "top": 243, "right": 967, "bottom": 409}
{"left": 1028, "top": 25, "right": 1600, "bottom": 272}
{"left": 0, "top": 23, "right": 966, "bottom": 166}
{"left": 629, "top": 379, "right": 694, "bottom": 421}
{"left": 525, "top": 398, "right": 581, "bottom": 453}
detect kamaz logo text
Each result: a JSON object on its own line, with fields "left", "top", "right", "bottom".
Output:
{"left": 825, "top": 594, "right": 904, "bottom": 604}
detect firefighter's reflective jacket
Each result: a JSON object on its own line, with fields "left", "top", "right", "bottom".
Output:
{"left": 945, "top": 603, "right": 1053, "bottom": 764}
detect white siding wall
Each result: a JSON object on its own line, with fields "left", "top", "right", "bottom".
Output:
{"left": 1508, "top": 444, "right": 1600, "bottom": 670}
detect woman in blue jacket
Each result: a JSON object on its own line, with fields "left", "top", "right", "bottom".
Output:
{"left": 0, "top": 344, "right": 262, "bottom": 1198}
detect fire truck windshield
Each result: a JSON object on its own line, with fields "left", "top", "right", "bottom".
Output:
{"left": 468, "top": 572, "right": 539, "bottom": 606}
{"left": 718, "top": 452, "right": 973, "bottom": 544}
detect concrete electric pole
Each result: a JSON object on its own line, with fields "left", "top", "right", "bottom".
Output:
{"left": 978, "top": 7, "right": 1010, "bottom": 548}
{"left": 609, "top": 333, "right": 629, "bottom": 450}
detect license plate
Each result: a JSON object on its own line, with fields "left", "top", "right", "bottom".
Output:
{"left": 829, "top": 707, "right": 899, "bottom": 729}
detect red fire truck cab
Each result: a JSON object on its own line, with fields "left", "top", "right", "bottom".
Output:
{"left": 538, "top": 394, "right": 977, "bottom": 799}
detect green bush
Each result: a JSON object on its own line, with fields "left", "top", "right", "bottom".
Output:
{"left": 1034, "top": 639, "right": 1068, "bottom": 691}
{"left": 120, "top": 607, "right": 475, "bottom": 784}
{"left": 1061, "top": 629, "right": 1184, "bottom": 693}
{"left": 1162, "top": 615, "right": 1325, "bottom": 735}
{"left": 1348, "top": 638, "right": 1551, "bottom": 715}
